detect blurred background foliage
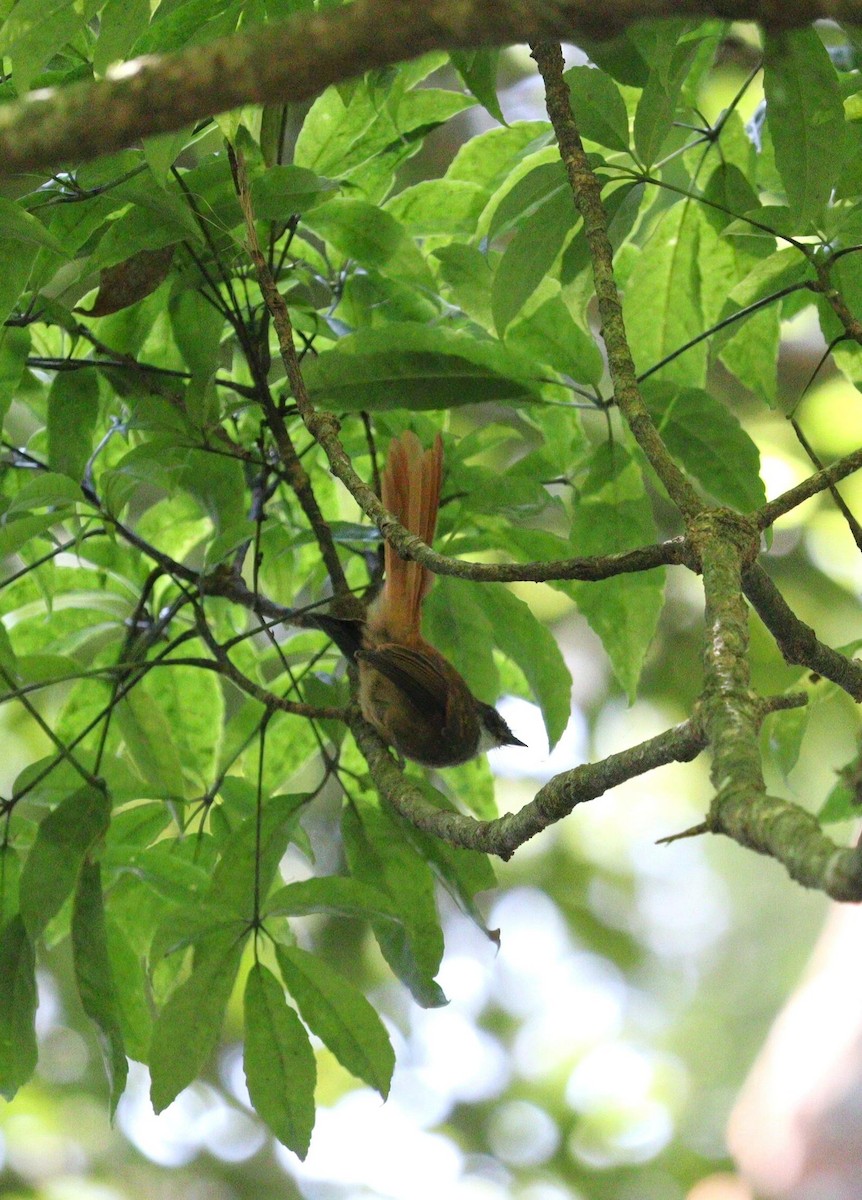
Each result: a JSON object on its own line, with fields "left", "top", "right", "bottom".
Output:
{"left": 2, "top": 14, "right": 861, "bottom": 1200}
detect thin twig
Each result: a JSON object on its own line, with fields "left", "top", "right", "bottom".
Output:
{"left": 530, "top": 39, "right": 704, "bottom": 521}
{"left": 231, "top": 144, "right": 350, "bottom": 599}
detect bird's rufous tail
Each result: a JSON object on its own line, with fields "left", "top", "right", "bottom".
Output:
{"left": 377, "top": 431, "right": 442, "bottom": 638}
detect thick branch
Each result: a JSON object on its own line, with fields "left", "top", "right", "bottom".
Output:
{"left": 1, "top": 1, "right": 859, "bottom": 178}
{"left": 350, "top": 707, "right": 708, "bottom": 860}
{"left": 354, "top": 691, "right": 810, "bottom": 860}
{"left": 692, "top": 512, "right": 862, "bottom": 900}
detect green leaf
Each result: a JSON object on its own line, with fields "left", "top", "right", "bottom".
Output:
{"left": 0, "top": 0, "right": 73, "bottom": 56}
{"left": 425, "top": 578, "right": 500, "bottom": 705}
{"left": 4, "top": 2, "right": 82, "bottom": 91}
{"left": 303, "top": 198, "right": 431, "bottom": 286}
{"left": 764, "top": 704, "right": 810, "bottom": 781}
{"left": 115, "top": 690, "right": 187, "bottom": 802}
{"left": 486, "top": 159, "right": 566, "bottom": 242}
{"left": 561, "top": 179, "right": 644, "bottom": 286}
{"left": 303, "top": 324, "right": 539, "bottom": 411}
{"left": 579, "top": 31, "right": 650, "bottom": 87}
{"left": 0, "top": 324, "right": 30, "bottom": 430}
{"left": 0, "top": 915, "right": 38, "bottom": 1100}
{"left": 441, "top": 755, "right": 497, "bottom": 821}
{"left": 506, "top": 292, "right": 604, "bottom": 386}
{"left": 0, "top": 197, "right": 68, "bottom": 256}
{"left": 149, "top": 926, "right": 246, "bottom": 1112}
{"left": 143, "top": 660, "right": 224, "bottom": 784}
{"left": 0, "top": 237, "right": 38, "bottom": 325}
{"left": 432, "top": 244, "right": 496, "bottom": 329}
{"left": 94, "top": 0, "right": 150, "bottom": 75}
{"left": 0, "top": 845, "right": 21, "bottom": 930}
{"left": 265, "top": 876, "right": 399, "bottom": 923}
{"left": 19, "top": 784, "right": 111, "bottom": 939}
{"left": 624, "top": 201, "right": 707, "bottom": 386}
{"left": 467, "top": 583, "right": 571, "bottom": 751}
{"left": 71, "top": 860, "right": 128, "bottom": 1114}
{"left": 566, "top": 450, "right": 665, "bottom": 700}
{"left": 47, "top": 369, "right": 100, "bottom": 484}
{"left": 712, "top": 247, "right": 808, "bottom": 403}
{"left": 564, "top": 66, "right": 630, "bottom": 153}
{"left": 244, "top": 962, "right": 316, "bottom": 1157}
{"left": 342, "top": 799, "right": 446, "bottom": 1008}
{"left": 450, "top": 49, "right": 505, "bottom": 124}
{"left": 446, "top": 120, "right": 551, "bottom": 190}
{"left": 763, "top": 29, "right": 846, "bottom": 221}
{"left": 701, "top": 161, "right": 761, "bottom": 234}
{"left": 386, "top": 179, "right": 487, "bottom": 237}
{"left": 148, "top": 899, "right": 235, "bottom": 967}
{"left": 251, "top": 164, "right": 339, "bottom": 218}
{"left": 169, "top": 289, "right": 226, "bottom": 380}
{"left": 106, "top": 804, "right": 170, "bottom": 855}
{"left": 633, "top": 40, "right": 700, "bottom": 168}
{"left": 106, "top": 915, "right": 153, "bottom": 1062}
{"left": 207, "top": 794, "right": 309, "bottom": 919}
{"left": 819, "top": 777, "right": 856, "bottom": 824}
{"left": 125, "top": 842, "right": 211, "bottom": 910}
{"left": 276, "top": 945, "right": 394, "bottom": 1097}
{"left": 492, "top": 186, "right": 577, "bottom": 335}
{"left": 717, "top": 304, "right": 780, "bottom": 404}
{"left": 130, "top": 0, "right": 238, "bottom": 55}
{"left": 643, "top": 383, "right": 766, "bottom": 511}
{"left": 296, "top": 75, "right": 473, "bottom": 201}
{"left": 5, "top": 471, "right": 83, "bottom": 515}
{"left": 88, "top": 202, "right": 195, "bottom": 274}
{"left": 403, "top": 785, "right": 498, "bottom": 932}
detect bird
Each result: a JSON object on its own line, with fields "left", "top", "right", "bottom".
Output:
{"left": 319, "top": 430, "right": 525, "bottom": 767}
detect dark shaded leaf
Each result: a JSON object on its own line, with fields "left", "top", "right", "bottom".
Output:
{"left": 342, "top": 799, "right": 446, "bottom": 1008}
{"left": 244, "top": 963, "right": 316, "bottom": 1156}
{"left": 72, "top": 860, "right": 128, "bottom": 1114}
{"left": 0, "top": 916, "right": 37, "bottom": 1100}
{"left": 79, "top": 246, "right": 175, "bottom": 317}
{"left": 149, "top": 926, "right": 246, "bottom": 1112}
{"left": 19, "top": 784, "right": 111, "bottom": 939}
{"left": 277, "top": 945, "right": 394, "bottom": 1097}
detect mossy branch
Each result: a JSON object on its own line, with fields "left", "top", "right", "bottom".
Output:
{"left": 0, "top": 1, "right": 859, "bottom": 178}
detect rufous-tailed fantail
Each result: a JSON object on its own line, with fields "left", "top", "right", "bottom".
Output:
{"left": 319, "top": 431, "right": 524, "bottom": 767}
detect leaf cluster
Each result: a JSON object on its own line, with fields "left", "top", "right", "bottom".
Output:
{"left": 1, "top": 2, "right": 862, "bottom": 1155}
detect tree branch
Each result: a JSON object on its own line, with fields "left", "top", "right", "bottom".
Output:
{"left": 1, "top": 1, "right": 859, "bottom": 178}
{"left": 691, "top": 511, "right": 862, "bottom": 900}
{"left": 743, "top": 564, "right": 862, "bottom": 700}
{"left": 231, "top": 145, "right": 350, "bottom": 602}
{"left": 529, "top": 39, "right": 704, "bottom": 520}
{"left": 350, "top": 706, "right": 708, "bottom": 860}
{"left": 755, "top": 446, "right": 862, "bottom": 530}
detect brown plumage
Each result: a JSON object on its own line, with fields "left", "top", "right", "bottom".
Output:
{"left": 354, "top": 431, "right": 523, "bottom": 767}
